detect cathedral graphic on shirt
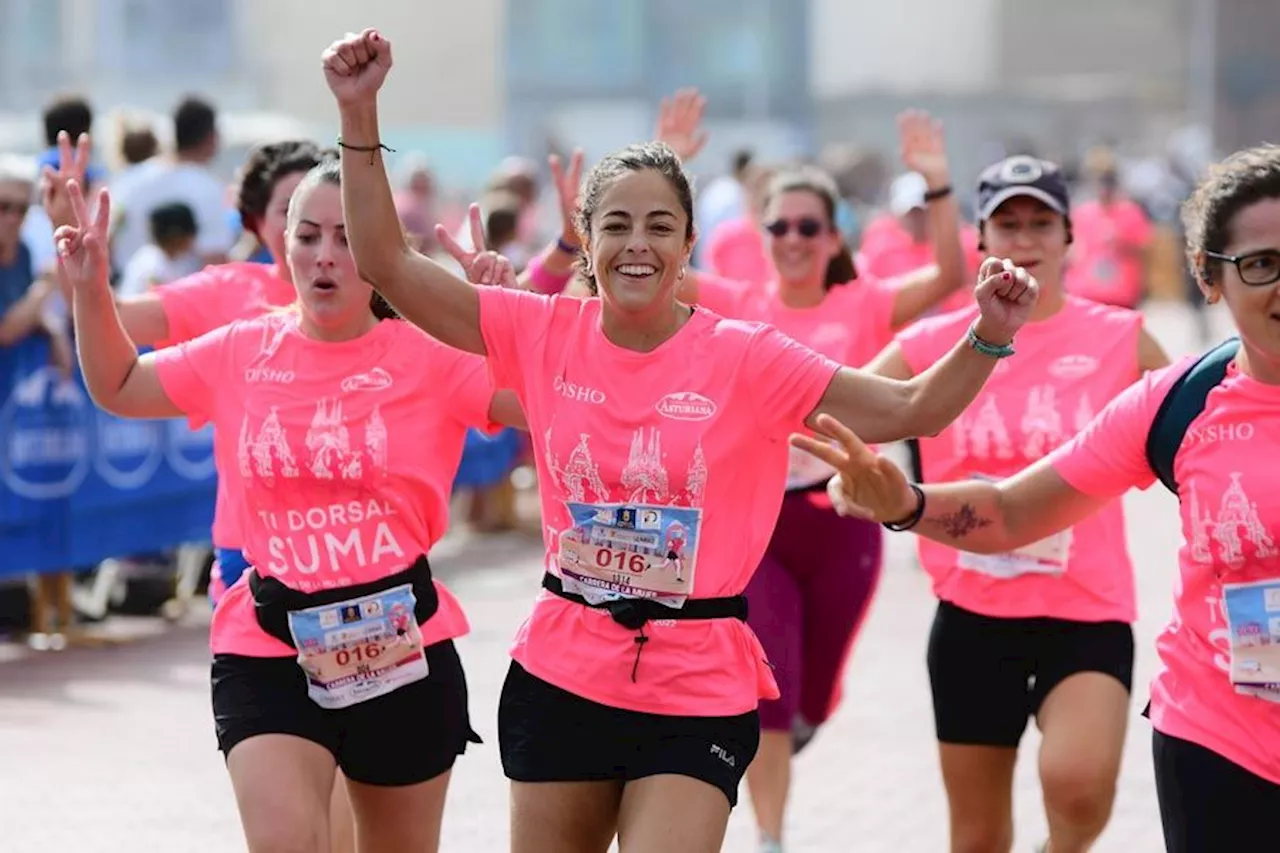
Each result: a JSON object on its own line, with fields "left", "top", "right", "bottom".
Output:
{"left": 1187, "top": 472, "right": 1278, "bottom": 570}
{"left": 949, "top": 383, "right": 1103, "bottom": 464}
{"left": 545, "top": 426, "right": 708, "bottom": 509}
{"left": 237, "top": 400, "right": 389, "bottom": 485}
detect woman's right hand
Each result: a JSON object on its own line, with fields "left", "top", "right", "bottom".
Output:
{"left": 53, "top": 181, "right": 111, "bottom": 297}
{"left": 435, "top": 204, "right": 518, "bottom": 289}
{"left": 791, "top": 413, "right": 919, "bottom": 523}
{"left": 322, "top": 28, "right": 393, "bottom": 107}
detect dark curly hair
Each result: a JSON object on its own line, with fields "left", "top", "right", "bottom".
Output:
{"left": 291, "top": 159, "right": 398, "bottom": 321}
{"left": 764, "top": 167, "right": 857, "bottom": 288}
{"left": 235, "top": 140, "right": 334, "bottom": 242}
{"left": 574, "top": 142, "right": 695, "bottom": 295}
{"left": 1182, "top": 143, "right": 1280, "bottom": 286}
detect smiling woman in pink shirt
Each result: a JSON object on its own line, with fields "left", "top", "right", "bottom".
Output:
{"left": 687, "top": 112, "right": 969, "bottom": 853}
{"left": 325, "top": 29, "right": 1042, "bottom": 853}
{"left": 818, "top": 145, "right": 1280, "bottom": 853}
{"left": 857, "top": 155, "right": 1170, "bottom": 853}
{"left": 54, "top": 159, "right": 524, "bottom": 853}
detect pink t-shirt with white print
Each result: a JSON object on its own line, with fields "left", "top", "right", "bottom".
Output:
{"left": 698, "top": 273, "right": 899, "bottom": 488}
{"left": 477, "top": 286, "right": 842, "bottom": 716}
{"left": 154, "top": 312, "right": 495, "bottom": 657}
{"left": 155, "top": 262, "right": 297, "bottom": 548}
{"left": 897, "top": 296, "right": 1143, "bottom": 623}
{"left": 1050, "top": 355, "right": 1280, "bottom": 784}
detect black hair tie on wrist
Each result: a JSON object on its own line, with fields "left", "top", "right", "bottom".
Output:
{"left": 883, "top": 484, "right": 926, "bottom": 532}
{"left": 336, "top": 138, "right": 396, "bottom": 166}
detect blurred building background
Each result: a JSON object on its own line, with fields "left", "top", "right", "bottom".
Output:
{"left": 2, "top": 0, "right": 1277, "bottom": 193}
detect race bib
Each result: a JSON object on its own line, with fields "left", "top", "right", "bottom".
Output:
{"left": 786, "top": 443, "right": 837, "bottom": 491}
{"left": 1222, "top": 579, "right": 1280, "bottom": 700}
{"left": 956, "top": 473, "right": 1070, "bottom": 579}
{"left": 556, "top": 502, "right": 702, "bottom": 608}
{"left": 957, "top": 529, "right": 1072, "bottom": 579}
{"left": 287, "top": 583, "right": 429, "bottom": 709}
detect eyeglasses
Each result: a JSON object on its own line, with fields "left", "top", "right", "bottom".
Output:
{"left": 1204, "top": 249, "right": 1280, "bottom": 286}
{"left": 764, "top": 217, "right": 824, "bottom": 239}
{"left": 0, "top": 200, "right": 29, "bottom": 217}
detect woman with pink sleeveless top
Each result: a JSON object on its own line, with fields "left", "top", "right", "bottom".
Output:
{"left": 819, "top": 143, "right": 1280, "bottom": 853}
{"left": 324, "top": 28, "right": 1042, "bottom": 853}
{"left": 844, "top": 155, "right": 1170, "bottom": 853}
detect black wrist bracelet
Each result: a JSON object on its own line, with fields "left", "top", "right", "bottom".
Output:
{"left": 336, "top": 138, "right": 396, "bottom": 166}
{"left": 883, "top": 483, "right": 926, "bottom": 532}
{"left": 923, "top": 185, "right": 953, "bottom": 202}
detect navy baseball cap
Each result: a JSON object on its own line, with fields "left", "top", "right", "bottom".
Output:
{"left": 976, "top": 155, "right": 1070, "bottom": 220}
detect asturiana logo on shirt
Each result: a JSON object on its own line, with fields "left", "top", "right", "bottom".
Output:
{"left": 244, "top": 366, "right": 296, "bottom": 384}
{"left": 341, "top": 368, "right": 393, "bottom": 393}
{"left": 656, "top": 392, "right": 717, "bottom": 421}
{"left": 1047, "top": 354, "right": 1099, "bottom": 380}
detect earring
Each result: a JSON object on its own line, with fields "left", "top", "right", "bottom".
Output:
{"left": 678, "top": 265, "right": 687, "bottom": 281}
{"left": 1206, "top": 291, "right": 1221, "bottom": 305}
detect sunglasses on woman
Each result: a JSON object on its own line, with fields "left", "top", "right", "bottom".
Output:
{"left": 764, "top": 217, "right": 825, "bottom": 238}
{"left": 1204, "top": 248, "right": 1280, "bottom": 286}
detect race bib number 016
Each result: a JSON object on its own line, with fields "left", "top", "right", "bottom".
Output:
{"left": 557, "top": 502, "right": 702, "bottom": 608}
{"left": 1223, "top": 579, "right": 1280, "bottom": 702}
{"left": 287, "top": 583, "right": 429, "bottom": 709}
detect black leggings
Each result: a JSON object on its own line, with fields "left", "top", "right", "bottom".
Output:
{"left": 1153, "top": 728, "right": 1280, "bottom": 852}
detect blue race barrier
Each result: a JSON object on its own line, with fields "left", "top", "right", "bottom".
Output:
{"left": 0, "top": 337, "right": 217, "bottom": 579}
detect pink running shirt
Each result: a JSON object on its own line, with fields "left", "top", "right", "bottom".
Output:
{"left": 705, "top": 216, "right": 772, "bottom": 289}
{"left": 697, "top": 274, "right": 899, "bottom": 489}
{"left": 477, "top": 286, "right": 842, "bottom": 716}
{"left": 1064, "top": 199, "right": 1153, "bottom": 308}
{"left": 897, "top": 296, "right": 1142, "bottom": 623}
{"left": 155, "top": 262, "right": 297, "bottom": 548}
{"left": 154, "top": 312, "right": 496, "bottom": 657}
{"left": 1050, "top": 356, "right": 1280, "bottom": 784}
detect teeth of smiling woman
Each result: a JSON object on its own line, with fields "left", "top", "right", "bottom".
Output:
{"left": 617, "top": 265, "right": 657, "bottom": 276}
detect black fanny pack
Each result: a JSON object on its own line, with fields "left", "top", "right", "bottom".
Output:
{"left": 249, "top": 555, "right": 439, "bottom": 649}
{"left": 541, "top": 572, "right": 747, "bottom": 681}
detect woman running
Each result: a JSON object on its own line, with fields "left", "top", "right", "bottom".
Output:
{"left": 55, "top": 159, "right": 522, "bottom": 853}
{"left": 324, "top": 28, "right": 1039, "bottom": 853}
{"left": 682, "top": 113, "right": 968, "bottom": 852}
{"left": 817, "top": 142, "right": 1280, "bottom": 853}
{"left": 842, "top": 153, "right": 1169, "bottom": 853}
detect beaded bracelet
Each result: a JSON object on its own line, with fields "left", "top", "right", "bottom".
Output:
{"left": 967, "top": 321, "right": 1016, "bottom": 359}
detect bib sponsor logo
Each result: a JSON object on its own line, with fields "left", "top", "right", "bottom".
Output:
{"left": 655, "top": 392, "right": 716, "bottom": 421}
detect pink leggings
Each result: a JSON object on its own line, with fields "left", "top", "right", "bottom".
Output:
{"left": 746, "top": 489, "right": 884, "bottom": 731}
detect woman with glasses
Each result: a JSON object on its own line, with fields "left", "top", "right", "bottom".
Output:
{"left": 820, "top": 143, "right": 1280, "bottom": 853}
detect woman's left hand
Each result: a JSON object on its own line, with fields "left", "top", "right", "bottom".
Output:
{"left": 655, "top": 88, "right": 708, "bottom": 162}
{"left": 897, "top": 110, "right": 950, "bottom": 190}
{"left": 435, "top": 203, "right": 518, "bottom": 289}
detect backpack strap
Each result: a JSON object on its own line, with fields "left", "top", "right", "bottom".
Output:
{"left": 1144, "top": 337, "right": 1240, "bottom": 494}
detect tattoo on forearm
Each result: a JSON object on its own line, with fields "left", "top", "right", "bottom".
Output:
{"left": 927, "top": 503, "right": 993, "bottom": 539}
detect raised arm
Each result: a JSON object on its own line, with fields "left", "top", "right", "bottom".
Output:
{"left": 56, "top": 182, "right": 180, "bottom": 419}
{"left": 886, "top": 111, "right": 966, "bottom": 328}
{"left": 804, "top": 258, "right": 1038, "bottom": 444}
{"left": 324, "top": 29, "right": 487, "bottom": 355}
{"left": 40, "top": 131, "right": 174, "bottom": 346}
{"left": 798, "top": 414, "right": 1107, "bottom": 554}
